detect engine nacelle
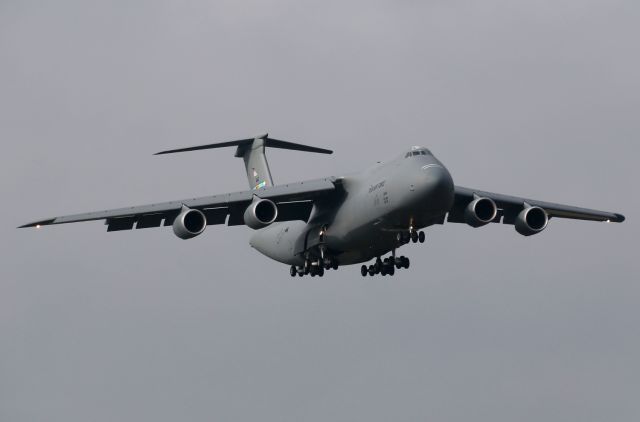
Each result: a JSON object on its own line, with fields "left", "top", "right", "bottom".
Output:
{"left": 172, "top": 207, "right": 207, "bottom": 239}
{"left": 515, "top": 206, "right": 548, "bottom": 236}
{"left": 244, "top": 198, "right": 278, "bottom": 230}
{"left": 464, "top": 197, "right": 498, "bottom": 227}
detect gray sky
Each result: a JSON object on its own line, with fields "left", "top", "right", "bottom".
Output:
{"left": 1, "top": 1, "right": 639, "bottom": 421}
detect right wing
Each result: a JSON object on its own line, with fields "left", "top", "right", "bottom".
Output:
{"left": 20, "top": 177, "right": 339, "bottom": 231}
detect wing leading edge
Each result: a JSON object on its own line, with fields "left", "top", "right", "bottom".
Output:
{"left": 450, "top": 186, "right": 625, "bottom": 225}
{"left": 19, "top": 177, "right": 337, "bottom": 230}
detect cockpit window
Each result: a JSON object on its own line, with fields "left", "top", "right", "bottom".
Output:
{"left": 405, "top": 149, "right": 431, "bottom": 158}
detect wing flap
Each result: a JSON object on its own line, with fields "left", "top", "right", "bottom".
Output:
{"left": 106, "top": 216, "right": 136, "bottom": 232}
{"left": 202, "top": 208, "right": 229, "bottom": 225}
{"left": 135, "top": 213, "right": 165, "bottom": 229}
{"left": 275, "top": 201, "right": 314, "bottom": 222}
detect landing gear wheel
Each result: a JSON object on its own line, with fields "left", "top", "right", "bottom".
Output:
{"left": 324, "top": 258, "right": 333, "bottom": 270}
{"left": 318, "top": 267, "right": 324, "bottom": 277}
{"left": 290, "top": 265, "right": 297, "bottom": 277}
{"left": 403, "top": 257, "right": 410, "bottom": 269}
{"left": 411, "top": 231, "right": 419, "bottom": 243}
{"left": 332, "top": 261, "right": 339, "bottom": 270}
{"left": 387, "top": 265, "right": 395, "bottom": 276}
{"left": 368, "top": 266, "right": 375, "bottom": 276}
{"left": 418, "top": 231, "right": 425, "bottom": 243}
{"left": 304, "top": 260, "right": 311, "bottom": 275}
{"left": 361, "top": 265, "right": 368, "bottom": 277}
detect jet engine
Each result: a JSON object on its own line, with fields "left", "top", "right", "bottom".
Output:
{"left": 244, "top": 198, "right": 278, "bottom": 229}
{"left": 515, "top": 205, "right": 548, "bottom": 236}
{"left": 172, "top": 207, "right": 207, "bottom": 239}
{"left": 464, "top": 197, "right": 498, "bottom": 227}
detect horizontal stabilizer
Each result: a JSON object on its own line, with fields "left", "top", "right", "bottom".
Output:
{"left": 154, "top": 133, "right": 332, "bottom": 156}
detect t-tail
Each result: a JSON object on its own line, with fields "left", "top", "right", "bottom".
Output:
{"left": 155, "top": 133, "right": 333, "bottom": 190}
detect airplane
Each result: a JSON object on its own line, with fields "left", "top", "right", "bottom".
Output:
{"left": 20, "top": 133, "right": 625, "bottom": 277}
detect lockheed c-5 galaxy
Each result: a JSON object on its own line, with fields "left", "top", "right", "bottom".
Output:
{"left": 21, "top": 134, "right": 625, "bottom": 277}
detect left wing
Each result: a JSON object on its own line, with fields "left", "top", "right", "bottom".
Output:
{"left": 19, "top": 177, "right": 338, "bottom": 231}
{"left": 449, "top": 185, "right": 625, "bottom": 227}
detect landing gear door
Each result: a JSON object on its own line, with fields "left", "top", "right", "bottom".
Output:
{"left": 294, "top": 224, "right": 324, "bottom": 257}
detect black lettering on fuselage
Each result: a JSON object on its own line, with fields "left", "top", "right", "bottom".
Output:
{"left": 369, "top": 180, "right": 386, "bottom": 194}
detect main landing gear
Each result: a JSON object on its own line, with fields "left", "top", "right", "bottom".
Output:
{"left": 361, "top": 225, "right": 422, "bottom": 277}
{"left": 289, "top": 256, "right": 339, "bottom": 278}
{"left": 397, "top": 228, "right": 425, "bottom": 244}
{"left": 360, "top": 254, "right": 410, "bottom": 277}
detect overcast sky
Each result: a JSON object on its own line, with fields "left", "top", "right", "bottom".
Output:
{"left": 1, "top": 1, "right": 639, "bottom": 421}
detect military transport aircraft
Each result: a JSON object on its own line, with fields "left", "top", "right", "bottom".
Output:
{"left": 21, "top": 134, "right": 625, "bottom": 277}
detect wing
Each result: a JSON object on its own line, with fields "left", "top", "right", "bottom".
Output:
{"left": 20, "top": 177, "right": 339, "bottom": 231}
{"left": 449, "top": 185, "right": 625, "bottom": 226}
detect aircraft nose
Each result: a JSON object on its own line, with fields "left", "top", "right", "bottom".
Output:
{"left": 419, "top": 163, "right": 455, "bottom": 211}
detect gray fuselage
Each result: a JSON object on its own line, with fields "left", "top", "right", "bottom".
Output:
{"left": 249, "top": 147, "right": 454, "bottom": 266}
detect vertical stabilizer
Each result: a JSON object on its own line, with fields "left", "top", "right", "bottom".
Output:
{"left": 235, "top": 134, "right": 274, "bottom": 190}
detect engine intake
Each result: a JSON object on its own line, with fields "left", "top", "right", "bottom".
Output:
{"left": 464, "top": 197, "right": 498, "bottom": 227}
{"left": 173, "top": 207, "right": 207, "bottom": 239}
{"left": 244, "top": 198, "right": 278, "bottom": 229}
{"left": 515, "top": 205, "right": 548, "bottom": 236}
